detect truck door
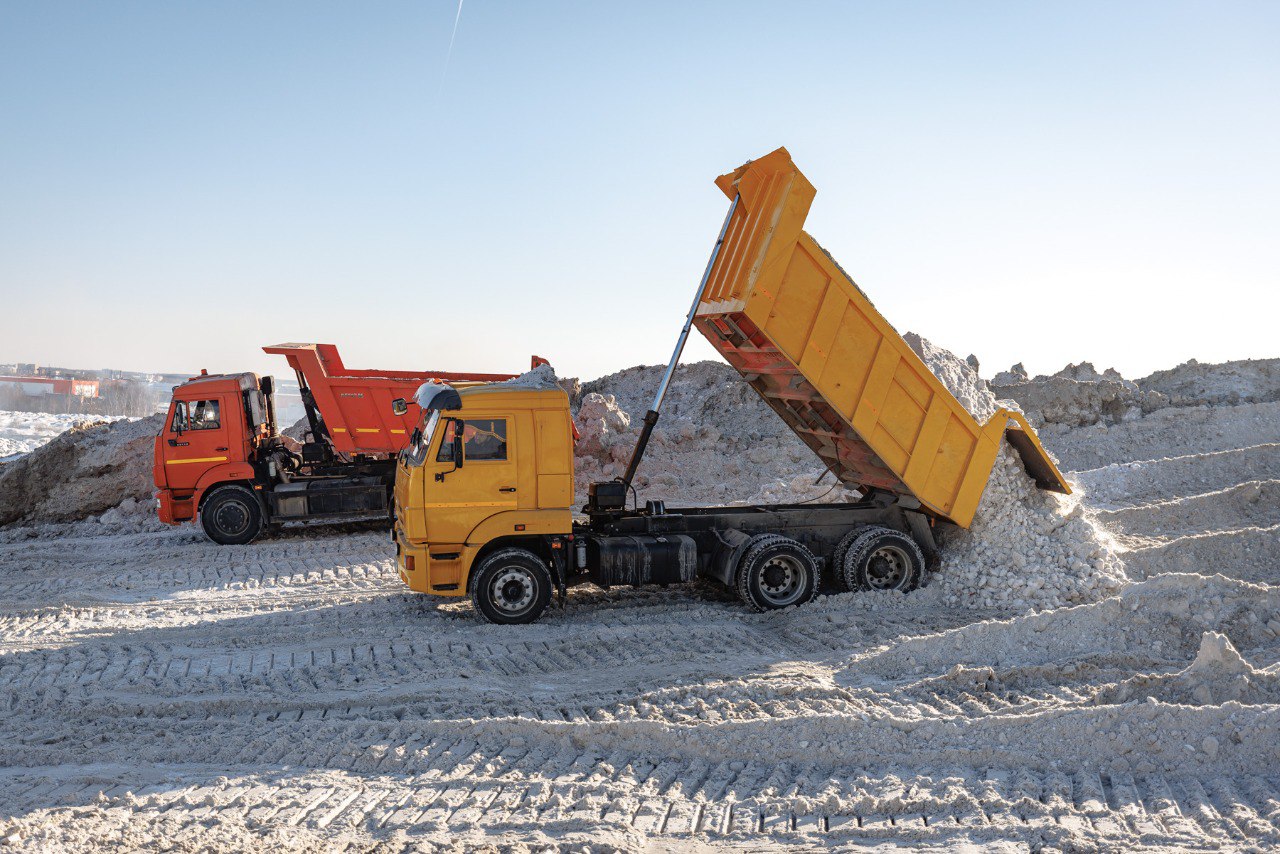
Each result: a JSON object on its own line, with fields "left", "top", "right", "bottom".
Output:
{"left": 162, "top": 396, "right": 233, "bottom": 492}
{"left": 424, "top": 415, "right": 518, "bottom": 544}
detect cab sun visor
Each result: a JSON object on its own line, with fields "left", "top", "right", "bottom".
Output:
{"left": 414, "top": 383, "right": 462, "bottom": 411}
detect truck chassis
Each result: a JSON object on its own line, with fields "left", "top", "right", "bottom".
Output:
{"left": 461, "top": 495, "right": 940, "bottom": 624}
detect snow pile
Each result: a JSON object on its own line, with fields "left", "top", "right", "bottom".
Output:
{"left": 582, "top": 362, "right": 800, "bottom": 445}
{"left": 990, "top": 361, "right": 1165, "bottom": 428}
{"left": 570, "top": 387, "right": 832, "bottom": 508}
{"left": 0, "top": 415, "right": 161, "bottom": 526}
{"left": 988, "top": 357, "right": 1280, "bottom": 430}
{"left": 903, "top": 333, "right": 997, "bottom": 421}
{"left": 737, "top": 470, "right": 859, "bottom": 506}
{"left": 3, "top": 345, "right": 1280, "bottom": 849}
{"left": 1139, "top": 356, "right": 1280, "bottom": 407}
{"left": 0, "top": 410, "right": 125, "bottom": 462}
{"left": 492, "top": 362, "right": 562, "bottom": 391}
{"left": 935, "top": 446, "right": 1127, "bottom": 608}
{"left": 94, "top": 496, "right": 166, "bottom": 533}
{"left": 905, "top": 334, "right": 1128, "bottom": 609}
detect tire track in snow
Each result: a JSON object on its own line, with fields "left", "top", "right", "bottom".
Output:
{"left": 2, "top": 762, "right": 1276, "bottom": 848}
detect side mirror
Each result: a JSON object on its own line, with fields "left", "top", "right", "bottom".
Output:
{"left": 391, "top": 398, "right": 409, "bottom": 416}
{"left": 435, "top": 426, "right": 466, "bottom": 482}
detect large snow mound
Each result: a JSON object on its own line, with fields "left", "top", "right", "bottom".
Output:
{"left": 0, "top": 415, "right": 161, "bottom": 526}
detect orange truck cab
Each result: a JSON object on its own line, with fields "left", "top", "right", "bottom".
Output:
{"left": 153, "top": 343, "right": 525, "bottom": 544}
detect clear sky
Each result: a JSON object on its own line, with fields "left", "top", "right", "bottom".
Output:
{"left": 1, "top": 1, "right": 1277, "bottom": 383}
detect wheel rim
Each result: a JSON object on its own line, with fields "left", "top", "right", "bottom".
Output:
{"left": 758, "top": 554, "right": 806, "bottom": 606}
{"left": 865, "top": 545, "right": 909, "bottom": 590}
{"left": 490, "top": 567, "right": 536, "bottom": 615}
{"left": 213, "top": 500, "right": 251, "bottom": 537}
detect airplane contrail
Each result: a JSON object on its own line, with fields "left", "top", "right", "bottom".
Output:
{"left": 439, "top": 0, "right": 466, "bottom": 95}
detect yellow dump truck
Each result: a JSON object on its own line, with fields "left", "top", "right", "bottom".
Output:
{"left": 392, "top": 148, "right": 1070, "bottom": 623}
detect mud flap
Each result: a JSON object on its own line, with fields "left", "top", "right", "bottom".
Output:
{"left": 707, "top": 527, "right": 753, "bottom": 586}
{"left": 550, "top": 541, "right": 568, "bottom": 606}
{"left": 904, "top": 510, "right": 940, "bottom": 571}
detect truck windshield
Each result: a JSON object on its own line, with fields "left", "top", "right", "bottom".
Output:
{"left": 404, "top": 410, "right": 439, "bottom": 467}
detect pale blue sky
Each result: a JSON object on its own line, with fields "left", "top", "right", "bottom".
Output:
{"left": 1, "top": 1, "right": 1277, "bottom": 382}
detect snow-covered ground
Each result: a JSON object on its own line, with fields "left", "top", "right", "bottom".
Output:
{"left": 0, "top": 410, "right": 126, "bottom": 462}
{"left": 1, "top": 394, "right": 1278, "bottom": 850}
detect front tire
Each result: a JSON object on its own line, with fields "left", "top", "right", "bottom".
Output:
{"left": 736, "top": 535, "right": 819, "bottom": 612}
{"left": 200, "top": 485, "right": 265, "bottom": 545}
{"left": 470, "top": 548, "right": 552, "bottom": 625}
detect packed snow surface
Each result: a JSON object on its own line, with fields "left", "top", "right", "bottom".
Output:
{"left": 2, "top": 349, "right": 1279, "bottom": 850}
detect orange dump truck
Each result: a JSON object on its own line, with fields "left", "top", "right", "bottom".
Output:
{"left": 153, "top": 343, "right": 525, "bottom": 544}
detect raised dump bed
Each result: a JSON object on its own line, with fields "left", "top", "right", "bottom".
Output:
{"left": 693, "top": 148, "right": 1069, "bottom": 528}
{"left": 263, "top": 343, "right": 517, "bottom": 456}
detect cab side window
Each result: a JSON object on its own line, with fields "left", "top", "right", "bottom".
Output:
{"left": 464, "top": 419, "right": 507, "bottom": 461}
{"left": 436, "top": 418, "right": 507, "bottom": 462}
{"left": 171, "top": 401, "right": 189, "bottom": 433}
{"left": 175, "top": 399, "right": 221, "bottom": 431}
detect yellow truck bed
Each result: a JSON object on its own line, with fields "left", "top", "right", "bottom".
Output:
{"left": 693, "top": 147, "right": 1069, "bottom": 528}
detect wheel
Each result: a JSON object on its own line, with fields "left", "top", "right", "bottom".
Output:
{"left": 842, "top": 527, "right": 924, "bottom": 593}
{"left": 470, "top": 548, "right": 552, "bottom": 625}
{"left": 200, "top": 485, "right": 265, "bottom": 545}
{"left": 830, "top": 526, "right": 870, "bottom": 591}
{"left": 735, "top": 534, "right": 819, "bottom": 612}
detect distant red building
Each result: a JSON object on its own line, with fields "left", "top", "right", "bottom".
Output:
{"left": 0, "top": 376, "right": 100, "bottom": 398}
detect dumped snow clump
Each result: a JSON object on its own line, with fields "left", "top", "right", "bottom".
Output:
{"left": 905, "top": 333, "right": 1128, "bottom": 609}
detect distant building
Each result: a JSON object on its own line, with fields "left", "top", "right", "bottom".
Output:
{"left": 0, "top": 376, "right": 100, "bottom": 398}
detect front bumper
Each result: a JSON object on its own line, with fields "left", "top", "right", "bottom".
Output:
{"left": 156, "top": 490, "right": 194, "bottom": 525}
{"left": 394, "top": 524, "right": 430, "bottom": 593}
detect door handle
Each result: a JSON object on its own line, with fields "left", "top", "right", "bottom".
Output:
{"left": 499, "top": 487, "right": 517, "bottom": 493}
{"left": 215, "top": 447, "right": 229, "bottom": 452}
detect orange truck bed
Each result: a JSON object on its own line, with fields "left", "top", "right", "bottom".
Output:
{"left": 263, "top": 343, "right": 517, "bottom": 456}
{"left": 692, "top": 148, "right": 1069, "bottom": 528}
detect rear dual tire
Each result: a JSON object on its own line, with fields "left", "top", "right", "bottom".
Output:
{"left": 839, "top": 526, "right": 924, "bottom": 594}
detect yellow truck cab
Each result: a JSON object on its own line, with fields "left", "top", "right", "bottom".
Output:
{"left": 393, "top": 382, "right": 575, "bottom": 622}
